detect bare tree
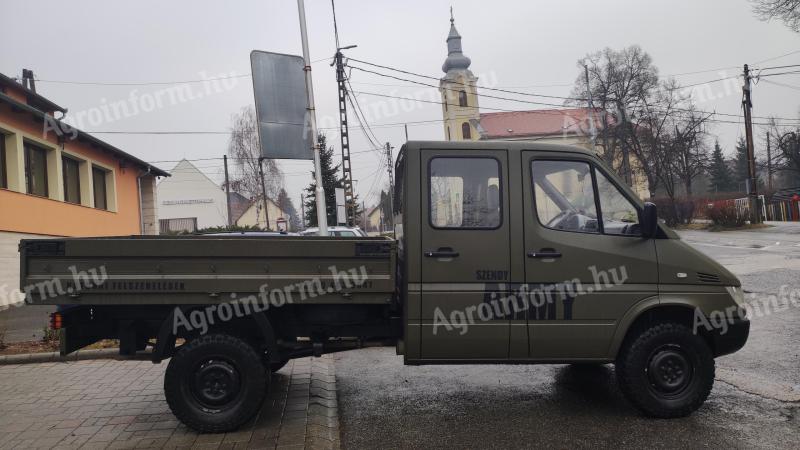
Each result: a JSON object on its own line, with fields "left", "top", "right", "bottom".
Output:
{"left": 751, "top": 0, "right": 800, "bottom": 32}
{"left": 227, "top": 106, "right": 284, "bottom": 202}
{"left": 569, "top": 45, "right": 659, "bottom": 183}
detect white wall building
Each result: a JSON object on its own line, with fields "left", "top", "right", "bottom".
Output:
{"left": 157, "top": 159, "right": 228, "bottom": 232}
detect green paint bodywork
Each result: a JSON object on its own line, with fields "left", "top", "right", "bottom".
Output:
{"left": 19, "top": 141, "right": 747, "bottom": 364}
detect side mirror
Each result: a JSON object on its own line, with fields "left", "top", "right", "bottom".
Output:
{"left": 641, "top": 202, "right": 658, "bottom": 238}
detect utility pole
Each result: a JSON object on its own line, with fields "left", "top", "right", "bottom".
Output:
{"left": 258, "top": 157, "right": 270, "bottom": 230}
{"left": 766, "top": 131, "right": 773, "bottom": 192}
{"left": 584, "top": 64, "right": 597, "bottom": 150}
{"left": 223, "top": 155, "right": 232, "bottom": 227}
{"left": 742, "top": 64, "right": 761, "bottom": 224}
{"left": 331, "top": 0, "right": 356, "bottom": 226}
{"left": 404, "top": 123, "right": 409, "bottom": 141}
{"left": 297, "top": 0, "right": 328, "bottom": 236}
{"left": 385, "top": 142, "right": 394, "bottom": 230}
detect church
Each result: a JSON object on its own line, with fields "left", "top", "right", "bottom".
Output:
{"left": 437, "top": 13, "right": 649, "bottom": 198}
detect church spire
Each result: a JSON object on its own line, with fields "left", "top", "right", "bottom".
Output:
{"left": 442, "top": 8, "right": 471, "bottom": 74}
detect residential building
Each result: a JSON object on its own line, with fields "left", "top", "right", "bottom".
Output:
{"left": 0, "top": 70, "right": 168, "bottom": 339}
{"left": 235, "top": 196, "right": 287, "bottom": 231}
{"left": 438, "top": 15, "right": 648, "bottom": 198}
{"left": 157, "top": 159, "right": 229, "bottom": 232}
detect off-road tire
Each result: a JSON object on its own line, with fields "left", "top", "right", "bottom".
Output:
{"left": 164, "top": 334, "right": 269, "bottom": 433}
{"left": 616, "top": 322, "right": 714, "bottom": 418}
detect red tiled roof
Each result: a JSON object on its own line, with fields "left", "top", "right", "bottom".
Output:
{"left": 479, "top": 107, "right": 610, "bottom": 139}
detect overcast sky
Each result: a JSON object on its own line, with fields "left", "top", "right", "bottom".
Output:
{"left": 1, "top": 0, "right": 798, "bottom": 209}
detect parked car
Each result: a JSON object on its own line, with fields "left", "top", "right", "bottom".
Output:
{"left": 300, "top": 226, "right": 367, "bottom": 237}
{"left": 203, "top": 231, "right": 299, "bottom": 236}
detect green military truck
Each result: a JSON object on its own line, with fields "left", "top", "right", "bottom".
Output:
{"left": 20, "top": 141, "right": 749, "bottom": 432}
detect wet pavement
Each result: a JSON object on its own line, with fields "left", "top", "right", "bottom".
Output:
{"left": 334, "top": 223, "right": 800, "bottom": 449}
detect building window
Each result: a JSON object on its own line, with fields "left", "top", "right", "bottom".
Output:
{"left": 462, "top": 122, "right": 471, "bottom": 139}
{"left": 92, "top": 166, "right": 108, "bottom": 210}
{"left": 0, "top": 136, "right": 7, "bottom": 189}
{"left": 458, "top": 90, "right": 468, "bottom": 107}
{"left": 24, "top": 143, "right": 49, "bottom": 197}
{"left": 62, "top": 156, "right": 81, "bottom": 204}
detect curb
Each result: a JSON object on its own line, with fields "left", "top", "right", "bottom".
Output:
{"left": 0, "top": 348, "right": 152, "bottom": 365}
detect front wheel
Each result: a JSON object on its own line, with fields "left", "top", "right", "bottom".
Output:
{"left": 616, "top": 322, "right": 714, "bottom": 418}
{"left": 164, "top": 334, "right": 269, "bottom": 433}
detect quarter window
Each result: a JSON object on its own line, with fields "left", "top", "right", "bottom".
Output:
{"left": 532, "top": 160, "right": 598, "bottom": 233}
{"left": 62, "top": 156, "right": 81, "bottom": 204}
{"left": 92, "top": 166, "right": 108, "bottom": 210}
{"left": 430, "top": 157, "right": 501, "bottom": 229}
{"left": 24, "top": 143, "right": 49, "bottom": 197}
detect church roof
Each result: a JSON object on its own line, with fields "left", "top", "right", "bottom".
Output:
{"left": 478, "top": 108, "right": 611, "bottom": 139}
{"left": 442, "top": 12, "right": 472, "bottom": 74}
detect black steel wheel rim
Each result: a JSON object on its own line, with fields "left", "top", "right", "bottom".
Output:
{"left": 190, "top": 358, "right": 242, "bottom": 410}
{"left": 646, "top": 344, "right": 693, "bottom": 397}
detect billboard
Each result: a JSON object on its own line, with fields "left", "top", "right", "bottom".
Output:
{"left": 250, "top": 50, "right": 312, "bottom": 160}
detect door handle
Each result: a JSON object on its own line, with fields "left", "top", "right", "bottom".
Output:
{"left": 528, "top": 249, "right": 562, "bottom": 258}
{"left": 424, "top": 248, "right": 460, "bottom": 258}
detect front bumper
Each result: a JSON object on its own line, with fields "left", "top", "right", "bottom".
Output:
{"left": 710, "top": 318, "right": 750, "bottom": 357}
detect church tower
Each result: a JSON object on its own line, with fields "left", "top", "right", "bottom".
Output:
{"left": 439, "top": 10, "right": 480, "bottom": 141}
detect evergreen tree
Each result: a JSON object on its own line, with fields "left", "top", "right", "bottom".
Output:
{"left": 304, "top": 134, "right": 340, "bottom": 226}
{"left": 734, "top": 137, "right": 749, "bottom": 191}
{"left": 708, "top": 140, "right": 735, "bottom": 193}
{"left": 733, "top": 136, "right": 763, "bottom": 192}
{"left": 303, "top": 133, "right": 364, "bottom": 227}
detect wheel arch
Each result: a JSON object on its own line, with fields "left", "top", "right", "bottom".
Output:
{"left": 152, "top": 306, "right": 278, "bottom": 363}
{"left": 607, "top": 297, "right": 712, "bottom": 359}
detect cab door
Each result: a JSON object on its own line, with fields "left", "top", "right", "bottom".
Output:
{"left": 419, "top": 148, "right": 511, "bottom": 360}
{"left": 521, "top": 152, "right": 658, "bottom": 360}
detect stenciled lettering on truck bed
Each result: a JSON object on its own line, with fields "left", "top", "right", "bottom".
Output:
{"left": 107, "top": 281, "right": 187, "bottom": 291}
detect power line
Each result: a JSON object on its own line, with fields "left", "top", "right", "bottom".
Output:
{"left": 348, "top": 57, "right": 585, "bottom": 103}
{"left": 348, "top": 57, "right": 799, "bottom": 123}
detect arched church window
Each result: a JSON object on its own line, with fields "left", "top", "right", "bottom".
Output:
{"left": 462, "top": 122, "right": 471, "bottom": 139}
{"left": 458, "top": 90, "right": 468, "bottom": 107}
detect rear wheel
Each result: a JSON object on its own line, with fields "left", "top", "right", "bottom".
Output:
{"left": 164, "top": 333, "right": 268, "bottom": 433}
{"left": 616, "top": 322, "right": 714, "bottom": 418}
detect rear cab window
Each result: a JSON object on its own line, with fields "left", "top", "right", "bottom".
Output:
{"left": 429, "top": 157, "right": 502, "bottom": 229}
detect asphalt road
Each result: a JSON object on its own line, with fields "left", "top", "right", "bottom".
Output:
{"left": 335, "top": 223, "right": 800, "bottom": 449}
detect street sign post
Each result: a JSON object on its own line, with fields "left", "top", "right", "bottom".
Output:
{"left": 250, "top": 51, "right": 312, "bottom": 160}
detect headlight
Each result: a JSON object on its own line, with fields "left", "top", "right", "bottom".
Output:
{"left": 725, "top": 286, "right": 746, "bottom": 308}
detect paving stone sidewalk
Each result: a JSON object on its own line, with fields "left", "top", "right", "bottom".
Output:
{"left": 0, "top": 355, "right": 340, "bottom": 449}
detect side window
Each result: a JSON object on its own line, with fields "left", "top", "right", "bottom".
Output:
{"left": 595, "top": 169, "right": 641, "bottom": 236}
{"left": 430, "top": 157, "right": 501, "bottom": 229}
{"left": 532, "top": 160, "right": 598, "bottom": 233}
